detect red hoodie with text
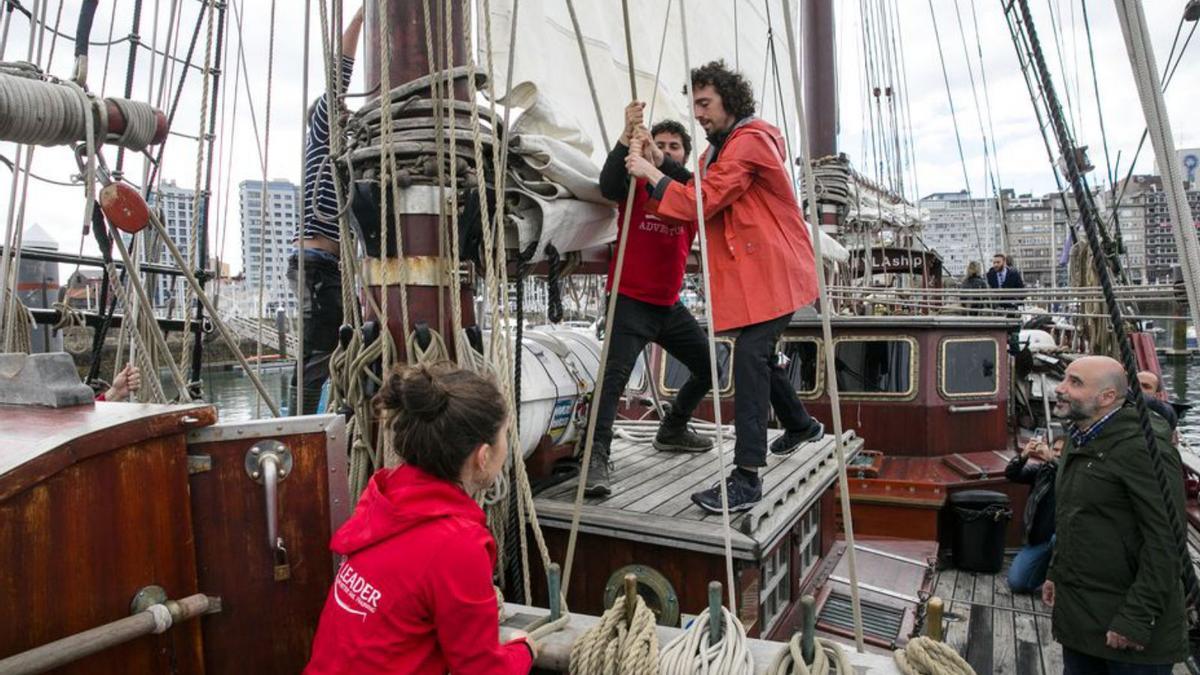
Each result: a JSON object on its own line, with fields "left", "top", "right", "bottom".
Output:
{"left": 305, "top": 465, "right": 532, "bottom": 674}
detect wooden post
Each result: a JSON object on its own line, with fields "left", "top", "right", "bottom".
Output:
{"left": 547, "top": 563, "right": 562, "bottom": 622}
{"left": 801, "top": 594, "right": 816, "bottom": 664}
{"left": 623, "top": 574, "right": 638, "bottom": 628}
{"left": 708, "top": 581, "right": 723, "bottom": 643}
{"left": 926, "top": 597, "right": 944, "bottom": 641}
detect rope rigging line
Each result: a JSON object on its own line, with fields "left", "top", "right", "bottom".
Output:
{"left": 888, "top": 0, "right": 920, "bottom": 207}
{"left": 561, "top": 0, "right": 657, "bottom": 600}
{"left": 781, "top": 0, "right": 867, "bottom": 652}
{"left": 957, "top": 0, "right": 1010, "bottom": 254}
{"left": 1011, "top": 0, "right": 1200, "bottom": 630}
{"left": 178, "top": 0, "right": 218, "bottom": 387}
{"left": 294, "top": 0, "right": 311, "bottom": 415}
{"left": 562, "top": 0, "right": 608, "bottom": 152}
{"left": 675, "top": 0, "right": 740, "bottom": 625}
{"left": 926, "top": 0, "right": 986, "bottom": 266}
{"left": 253, "top": 0, "right": 277, "bottom": 418}
{"left": 892, "top": 636, "right": 975, "bottom": 675}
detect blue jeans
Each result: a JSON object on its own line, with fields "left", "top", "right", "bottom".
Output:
{"left": 1007, "top": 535, "right": 1054, "bottom": 593}
{"left": 1063, "top": 646, "right": 1173, "bottom": 674}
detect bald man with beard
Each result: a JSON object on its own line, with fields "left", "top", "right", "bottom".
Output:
{"left": 1045, "top": 356, "right": 1187, "bottom": 674}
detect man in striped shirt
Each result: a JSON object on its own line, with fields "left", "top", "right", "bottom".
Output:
{"left": 287, "top": 8, "right": 361, "bottom": 415}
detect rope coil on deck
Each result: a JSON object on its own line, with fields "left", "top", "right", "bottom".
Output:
{"left": 892, "top": 637, "right": 975, "bottom": 675}
{"left": 569, "top": 595, "right": 658, "bottom": 675}
{"left": 765, "top": 633, "right": 851, "bottom": 675}
{"left": 659, "top": 606, "right": 753, "bottom": 674}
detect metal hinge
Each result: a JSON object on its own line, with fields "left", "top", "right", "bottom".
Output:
{"left": 187, "top": 454, "right": 212, "bottom": 474}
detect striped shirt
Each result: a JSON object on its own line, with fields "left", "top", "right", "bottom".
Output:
{"left": 300, "top": 56, "right": 355, "bottom": 242}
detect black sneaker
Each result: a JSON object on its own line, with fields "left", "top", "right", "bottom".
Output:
{"left": 583, "top": 453, "right": 613, "bottom": 497}
{"left": 768, "top": 421, "right": 825, "bottom": 456}
{"left": 653, "top": 422, "right": 714, "bottom": 453}
{"left": 690, "top": 472, "right": 763, "bottom": 514}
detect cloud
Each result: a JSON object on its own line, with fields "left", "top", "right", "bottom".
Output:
{"left": 0, "top": 0, "right": 1195, "bottom": 282}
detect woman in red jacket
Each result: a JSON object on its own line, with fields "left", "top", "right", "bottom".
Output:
{"left": 305, "top": 363, "right": 534, "bottom": 674}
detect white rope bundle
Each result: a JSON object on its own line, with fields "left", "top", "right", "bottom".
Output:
{"left": 659, "top": 607, "right": 753, "bottom": 674}
{"left": 569, "top": 595, "right": 659, "bottom": 675}
{"left": 0, "top": 71, "right": 158, "bottom": 150}
{"left": 765, "top": 634, "right": 851, "bottom": 675}
{"left": 892, "top": 637, "right": 975, "bottom": 675}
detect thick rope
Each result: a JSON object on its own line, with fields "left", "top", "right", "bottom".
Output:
{"left": 1, "top": 287, "right": 32, "bottom": 353}
{"left": 780, "top": 0, "right": 867, "bottom": 651}
{"left": 569, "top": 595, "right": 659, "bottom": 675}
{"left": 766, "top": 634, "right": 852, "bottom": 675}
{"left": 674, "top": 0, "right": 739, "bottom": 618}
{"left": 892, "top": 637, "right": 975, "bottom": 675}
{"left": 659, "top": 606, "right": 753, "bottom": 674}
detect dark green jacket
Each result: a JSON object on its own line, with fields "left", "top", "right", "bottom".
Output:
{"left": 1048, "top": 405, "right": 1188, "bottom": 663}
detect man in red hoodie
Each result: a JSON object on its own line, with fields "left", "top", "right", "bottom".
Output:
{"left": 585, "top": 103, "right": 714, "bottom": 496}
{"left": 627, "top": 60, "right": 824, "bottom": 513}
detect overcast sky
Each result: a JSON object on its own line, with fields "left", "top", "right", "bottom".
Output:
{"left": 0, "top": 0, "right": 1194, "bottom": 277}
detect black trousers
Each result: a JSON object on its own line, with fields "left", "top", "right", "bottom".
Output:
{"left": 732, "top": 312, "right": 816, "bottom": 468}
{"left": 287, "top": 250, "right": 344, "bottom": 415}
{"left": 590, "top": 295, "right": 713, "bottom": 456}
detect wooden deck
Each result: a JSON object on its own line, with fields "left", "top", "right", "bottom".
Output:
{"left": 534, "top": 429, "right": 863, "bottom": 559}
{"left": 933, "top": 555, "right": 1191, "bottom": 675}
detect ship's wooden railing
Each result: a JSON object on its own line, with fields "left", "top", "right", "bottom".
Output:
{"left": 0, "top": 593, "right": 220, "bottom": 675}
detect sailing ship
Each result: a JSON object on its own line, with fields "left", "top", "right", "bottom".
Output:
{"left": 1, "top": 0, "right": 1198, "bottom": 673}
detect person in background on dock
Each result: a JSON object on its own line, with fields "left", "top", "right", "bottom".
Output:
{"left": 583, "top": 101, "right": 714, "bottom": 497}
{"left": 287, "top": 7, "right": 363, "bottom": 415}
{"left": 961, "top": 260, "right": 989, "bottom": 316}
{"left": 95, "top": 363, "right": 141, "bottom": 401}
{"left": 305, "top": 363, "right": 535, "bottom": 674}
{"left": 1004, "top": 434, "right": 1061, "bottom": 594}
{"left": 986, "top": 253, "right": 1024, "bottom": 312}
{"left": 626, "top": 60, "right": 825, "bottom": 514}
{"left": 1044, "top": 356, "right": 1187, "bottom": 673}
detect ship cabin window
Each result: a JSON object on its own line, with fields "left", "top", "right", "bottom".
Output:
{"left": 778, "top": 338, "right": 821, "bottom": 399}
{"left": 799, "top": 502, "right": 821, "bottom": 581}
{"left": 760, "top": 538, "right": 792, "bottom": 635}
{"left": 939, "top": 337, "right": 999, "bottom": 398}
{"left": 659, "top": 338, "right": 734, "bottom": 396}
{"left": 833, "top": 337, "right": 917, "bottom": 398}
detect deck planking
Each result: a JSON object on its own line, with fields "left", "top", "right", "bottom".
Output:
{"left": 533, "top": 428, "right": 862, "bottom": 555}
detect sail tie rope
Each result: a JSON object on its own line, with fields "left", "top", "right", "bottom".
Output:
{"left": 891, "top": 637, "right": 975, "bottom": 675}
{"left": 659, "top": 606, "right": 753, "bottom": 674}
{"left": 765, "top": 633, "right": 852, "bottom": 675}
{"left": 570, "top": 595, "right": 659, "bottom": 675}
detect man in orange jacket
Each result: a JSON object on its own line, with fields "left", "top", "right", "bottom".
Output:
{"left": 627, "top": 60, "right": 824, "bottom": 513}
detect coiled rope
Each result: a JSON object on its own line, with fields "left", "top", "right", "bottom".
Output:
{"left": 0, "top": 69, "right": 158, "bottom": 150}
{"left": 659, "top": 606, "right": 753, "bottom": 674}
{"left": 570, "top": 595, "right": 659, "bottom": 675}
{"left": 891, "top": 637, "right": 975, "bottom": 675}
{"left": 766, "top": 634, "right": 851, "bottom": 675}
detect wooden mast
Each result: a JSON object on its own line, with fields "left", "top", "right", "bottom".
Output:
{"left": 363, "top": 0, "right": 475, "bottom": 363}
{"left": 801, "top": 0, "right": 840, "bottom": 235}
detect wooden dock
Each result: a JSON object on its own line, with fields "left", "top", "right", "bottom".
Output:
{"left": 933, "top": 555, "right": 1191, "bottom": 675}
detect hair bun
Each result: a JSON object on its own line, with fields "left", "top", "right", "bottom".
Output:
{"left": 399, "top": 366, "right": 451, "bottom": 421}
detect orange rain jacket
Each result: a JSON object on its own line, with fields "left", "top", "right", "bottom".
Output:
{"left": 648, "top": 117, "right": 818, "bottom": 332}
